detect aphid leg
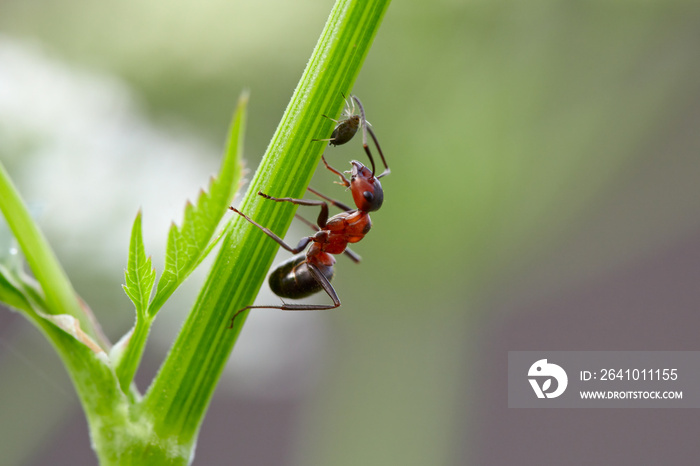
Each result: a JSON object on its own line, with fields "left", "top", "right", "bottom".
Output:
{"left": 343, "top": 92, "right": 355, "bottom": 118}
{"left": 321, "top": 115, "right": 340, "bottom": 124}
{"left": 311, "top": 115, "right": 340, "bottom": 143}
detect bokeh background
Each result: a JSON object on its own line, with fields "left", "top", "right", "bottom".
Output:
{"left": 2, "top": 0, "right": 700, "bottom": 465}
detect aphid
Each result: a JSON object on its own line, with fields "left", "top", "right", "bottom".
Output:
{"left": 313, "top": 94, "right": 390, "bottom": 178}
{"left": 228, "top": 158, "right": 384, "bottom": 327}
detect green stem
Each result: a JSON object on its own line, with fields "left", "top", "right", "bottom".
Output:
{"left": 115, "top": 314, "right": 152, "bottom": 393}
{"left": 0, "top": 161, "right": 104, "bottom": 346}
{"left": 131, "top": 0, "right": 390, "bottom": 461}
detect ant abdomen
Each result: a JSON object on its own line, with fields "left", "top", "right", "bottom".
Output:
{"left": 269, "top": 254, "right": 335, "bottom": 299}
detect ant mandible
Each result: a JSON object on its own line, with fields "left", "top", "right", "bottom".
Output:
{"left": 313, "top": 94, "right": 391, "bottom": 179}
{"left": 227, "top": 156, "right": 384, "bottom": 328}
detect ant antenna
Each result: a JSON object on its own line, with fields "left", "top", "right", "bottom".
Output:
{"left": 350, "top": 95, "right": 390, "bottom": 179}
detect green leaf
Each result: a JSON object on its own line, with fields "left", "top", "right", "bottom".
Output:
{"left": 112, "top": 94, "right": 247, "bottom": 392}
{"left": 147, "top": 92, "right": 247, "bottom": 317}
{"left": 116, "top": 209, "right": 157, "bottom": 391}
{"left": 122, "top": 210, "right": 156, "bottom": 316}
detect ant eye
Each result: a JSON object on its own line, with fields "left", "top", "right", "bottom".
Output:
{"left": 363, "top": 191, "right": 373, "bottom": 202}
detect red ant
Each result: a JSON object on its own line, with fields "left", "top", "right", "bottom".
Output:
{"left": 228, "top": 156, "right": 384, "bottom": 328}
{"left": 313, "top": 94, "right": 390, "bottom": 178}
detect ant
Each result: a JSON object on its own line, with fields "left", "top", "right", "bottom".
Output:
{"left": 227, "top": 156, "right": 384, "bottom": 328}
{"left": 313, "top": 94, "right": 390, "bottom": 179}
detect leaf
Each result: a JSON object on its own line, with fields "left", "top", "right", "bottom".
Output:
{"left": 1, "top": 263, "right": 105, "bottom": 358}
{"left": 117, "top": 209, "right": 156, "bottom": 391}
{"left": 113, "top": 95, "right": 248, "bottom": 392}
{"left": 0, "top": 264, "right": 34, "bottom": 314}
{"left": 147, "top": 93, "right": 247, "bottom": 317}
{"left": 122, "top": 210, "right": 156, "bottom": 316}
{"left": 40, "top": 313, "right": 105, "bottom": 355}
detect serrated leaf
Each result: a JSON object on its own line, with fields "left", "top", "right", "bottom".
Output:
{"left": 122, "top": 209, "right": 156, "bottom": 316}
{"left": 147, "top": 93, "right": 247, "bottom": 317}
{"left": 115, "top": 95, "right": 247, "bottom": 392}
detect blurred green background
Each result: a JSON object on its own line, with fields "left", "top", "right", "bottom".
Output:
{"left": 1, "top": 0, "right": 700, "bottom": 465}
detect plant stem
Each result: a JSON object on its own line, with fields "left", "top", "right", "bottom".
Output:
{"left": 133, "top": 0, "right": 391, "bottom": 460}
{"left": 0, "top": 161, "right": 104, "bottom": 346}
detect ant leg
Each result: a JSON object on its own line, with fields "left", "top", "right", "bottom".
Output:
{"left": 257, "top": 191, "right": 330, "bottom": 228}
{"left": 230, "top": 207, "right": 313, "bottom": 253}
{"left": 229, "top": 263, "right": 341, "bottom": 328}
{"left": 364, "top": 125, "right": 390, "bottom": 179}
{"left": 320, "top": 155, "right": 351, "bottom": 187}
{"left": 348, "top": 96, "right": 376, "bottom": 175}
{"left": 350, "top": 96, "right": 390, "bottom": 178}
{"left": 275, "top": 263, "right": 341, "bottom": 311}
{"left": 294, "top": 213, "right": 361, "bottom": 263}
{"left": 307, "top": 185, "right": 353, "bottom": 212}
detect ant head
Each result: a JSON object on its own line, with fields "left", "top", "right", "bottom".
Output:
{"left": 349, "top": 160, "right": 383, "bottom": 212}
